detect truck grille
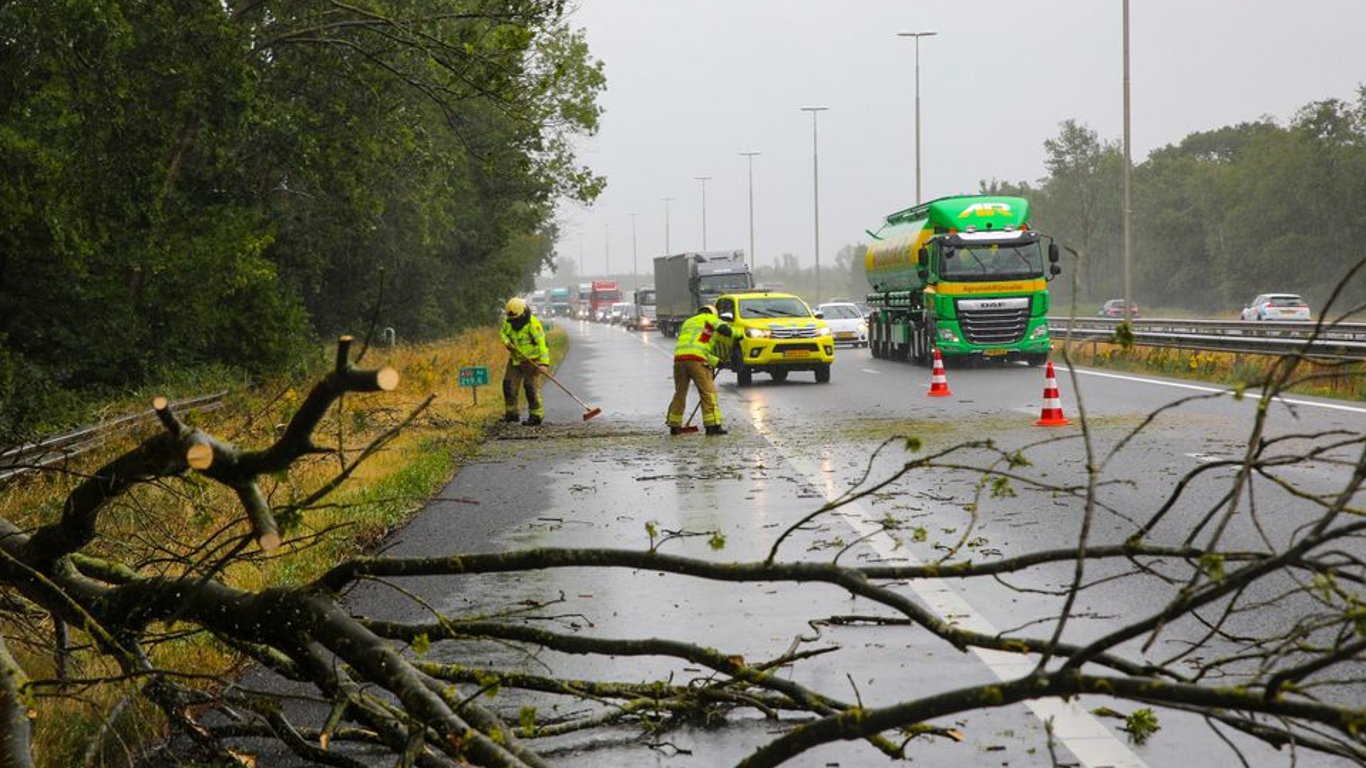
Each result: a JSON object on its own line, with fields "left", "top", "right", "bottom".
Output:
{"left": 956, "top": 298, "right": 1030, "bottom": 345}
{"left": 770, "top": 325, "right": 820, "bottom": 339}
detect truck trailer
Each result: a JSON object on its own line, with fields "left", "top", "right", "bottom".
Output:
{"left": 864, "top": 195, "right": 1060, "bottom": 366}
{"left": 653, "top": 250, "right": 753, "bottom": 337}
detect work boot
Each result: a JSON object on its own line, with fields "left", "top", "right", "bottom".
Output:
{"left": 502, "top": 413, "right": 520, "bottom": 423}
{"left": 669, "top": 426, "right": 683, "bottom": 436}
{"left": 705, "top": 425, "right": 728, "bottom": 436}
{"left": 522, "top": 415, "right": 543, "bottom": 426}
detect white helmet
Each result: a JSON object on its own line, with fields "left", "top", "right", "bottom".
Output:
{"left": 505, "top": 297, "right": 528, "bottom": 317}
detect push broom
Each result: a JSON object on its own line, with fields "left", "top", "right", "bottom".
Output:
{"left": 539, "top": 367, "right": 603, "bottom": 421}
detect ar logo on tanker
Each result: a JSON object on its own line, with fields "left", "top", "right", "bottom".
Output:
{"left": 958, "top": 202, "right": 1013, "bottom": 218}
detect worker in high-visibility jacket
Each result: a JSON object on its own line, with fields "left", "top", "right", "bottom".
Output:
{"left": 666, "top": 305, "right": 736, "bottom": 435}
{"left": 500, "top": 297, "right": 550, "bottom": 425}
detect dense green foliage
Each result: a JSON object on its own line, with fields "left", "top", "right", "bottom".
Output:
{"left": 983, "top": 89, "right": 1366, "bottom": 314}
{"left": 0, "top": 0, "right": 603, "bottom": 440}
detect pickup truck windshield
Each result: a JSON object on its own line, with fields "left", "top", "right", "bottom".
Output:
{"left": 942, "top": 241, "right": 1044, "bottom": 281}
{"left": 739, "top": 297, "right": 812, "bottom": 318}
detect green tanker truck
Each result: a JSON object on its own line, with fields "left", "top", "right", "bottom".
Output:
{"left": 864, "top": 194, "right": 1060, "bottom": 366}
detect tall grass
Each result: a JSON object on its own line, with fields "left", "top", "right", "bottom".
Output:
{"left": 2, "top": 325, "right": 566, "bottom": 765}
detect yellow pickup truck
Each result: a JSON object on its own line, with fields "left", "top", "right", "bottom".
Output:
{"left": 715, "top": 291, "right": 835, "bottom": 385}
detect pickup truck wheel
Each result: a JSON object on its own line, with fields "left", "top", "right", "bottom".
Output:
{"left": 770, "top": 369, "right": 788, "bottom": 383}
{"left": 733, "top": 350, "right": 753, "bottom": 387}
{"left": 814, "top": 364, "right": 831, "bottom": 383}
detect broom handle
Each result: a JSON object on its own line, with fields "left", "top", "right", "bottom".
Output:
{"left": 538, "top": 366, "right": 593, "bottom": 411}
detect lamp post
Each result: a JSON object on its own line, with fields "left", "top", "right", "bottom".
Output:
{"left": 695, "top": 176, "right": 712, "bottom": 250}
{"left": 662, "top": 197, "right": 673, "bottom": 254}
{"left": 800, "top": 106, "right": 828, "bottom": 303}
{"left": 629, "top": 212, "right": 638, "bottom": 291}
{"left": 896, "top": 31, "right": 937, "bottom": 204}
{"left": 604, "top": 223, "right": 610, "bottom": 277}
{"left": 1121, "top": 0, "right": 1133, "bottom": 322}
{"left": 740, "top": 151, "right": 761, "bottom": 270}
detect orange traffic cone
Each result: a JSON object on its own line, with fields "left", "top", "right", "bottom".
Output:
{"left": 927, "top": 348, "right": 952, "bottom": 396}
{"left": 1034, "top": 361, "right": 1071, "bottom": 426}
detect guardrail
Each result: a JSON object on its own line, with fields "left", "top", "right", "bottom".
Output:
{"left": 1045, "top": 317, "right": 1366, "bottom": 361}
{"left": 0, "top": 392, "right": 227, "bottom": 484}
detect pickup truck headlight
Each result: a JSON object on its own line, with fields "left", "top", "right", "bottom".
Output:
{"left": 745, "top": 327, "right": 770, "bottom": 339}
{"left": 816, "top": 326, "right": 832, "bottom": 337}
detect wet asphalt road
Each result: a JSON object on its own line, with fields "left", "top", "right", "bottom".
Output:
{"left": 325, "top": 320, "right": 1364, "bottom": 767}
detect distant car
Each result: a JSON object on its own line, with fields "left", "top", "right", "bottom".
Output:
{"left": 1241, "top": 293, "right": 1311, "bottom": 321}
{"left": 624, "top": 304, "right": 655, "bottom": 331}
{"left": 816, "top": 302, "right": 868, "bottom": 347}
{"left": 1098, "top": 299, "right": 1140, "bottom": 318}
{"left": 609, "top": 302, "right": 632, "bottom": 325}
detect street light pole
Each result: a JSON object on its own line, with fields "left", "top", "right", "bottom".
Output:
{"left": 604, "top": 223, "right": 610, "bottom": 277}
{"left": 897, "top": 31, "right": 937, "bottom": 204}
{"left": 800, "top": 106, "right": 828, "bottom": 303}
{"left": 695, "top": 176, "right": 712, "bottom": 250}
{"left": 662, "top": 197, "right": 673, "bottom": 254}
{"left": 1121, "top": 0, "right": 1133, "bottom": 322}
{"left": 629, "top": 213, "right": 638, "bottom": 291}
{"left": 741, "top": 151, "right": 760, "bottom": 270}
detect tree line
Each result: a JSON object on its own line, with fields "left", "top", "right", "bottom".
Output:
{"left": 986, "top": 89, "right": 1366, "bottom": 313}
{"left": 0, "top": 0, "right": 604, "bottom": 442}
{"left": 738, "top": 88, "right": 1366, "bottom": 315}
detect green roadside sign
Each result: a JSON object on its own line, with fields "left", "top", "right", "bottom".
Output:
{"left": 458, "top": 366, "right": 490, "bottom": 387}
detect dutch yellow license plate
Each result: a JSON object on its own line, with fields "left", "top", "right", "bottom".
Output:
{"left": 984, "top": 348, "right": 1008, "bottom": 357}
{"left": 785, "top": 349, "right": 811, "bottom": 358}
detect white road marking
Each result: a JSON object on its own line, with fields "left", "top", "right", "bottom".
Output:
{"left": 1058, "top": 367, "right": 1366, "bottom": 416}
{"left": 859, "top": 368, "right": 882, "bottom": 374}
{"left": 748, "top": 433, "right": 1149, "bottom": 768}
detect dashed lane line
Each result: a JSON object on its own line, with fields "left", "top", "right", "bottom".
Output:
{"left": 747, "top": 437, "right": 1150, "bottom": 768}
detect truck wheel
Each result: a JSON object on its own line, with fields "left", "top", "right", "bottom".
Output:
{"left": 814, "top": 364, "right": 831, "bottom": 383}
{"left": 1025, "top": 353, "right": 1048, "bottom": 367}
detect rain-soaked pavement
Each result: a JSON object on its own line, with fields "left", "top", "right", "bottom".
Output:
{"left": 287, "top": 319, "right": 1363, "bottom": 767}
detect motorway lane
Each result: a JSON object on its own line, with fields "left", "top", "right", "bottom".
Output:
{"left": 336, "top": 319, "right": 1362, "bottom": 767}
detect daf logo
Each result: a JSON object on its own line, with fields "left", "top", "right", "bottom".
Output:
{"left": 979, "top": 300, "right": 1006, "bottom": 309}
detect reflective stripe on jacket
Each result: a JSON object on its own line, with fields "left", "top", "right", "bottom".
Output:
{"left": 501, "top": 315, "right": 549, "bottom": 363}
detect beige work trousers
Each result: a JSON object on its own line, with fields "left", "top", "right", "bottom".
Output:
{"left": 666, "top": 359, "right": 721, "bottom": 427}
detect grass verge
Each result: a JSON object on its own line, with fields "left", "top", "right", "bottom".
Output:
{"left": 2, "top": 324, "right": 567, "bottom": 765}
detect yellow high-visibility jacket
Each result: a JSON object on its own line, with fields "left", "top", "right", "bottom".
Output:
{"left": 673, "top": 311, "right": 733, "bottom": 368}
{"left": 501, "top": 314, "right": 548, "bottom": 364}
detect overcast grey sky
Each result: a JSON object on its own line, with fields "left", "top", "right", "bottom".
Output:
{"left": 552, "top": 0, "right": 1366, "bottom": 282}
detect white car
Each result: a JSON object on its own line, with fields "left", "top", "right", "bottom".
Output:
{"left": 1241, "top": 293, "right": 1311, "bottom": 321}
{"left": 816, "top": 302, "right": 868, "bottom": 347}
